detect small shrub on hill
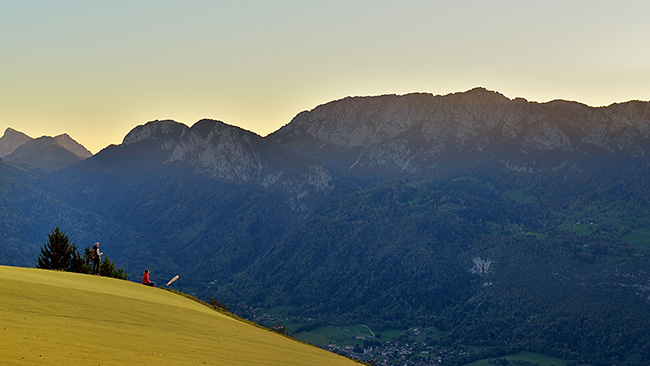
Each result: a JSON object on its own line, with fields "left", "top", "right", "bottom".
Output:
{"left": 270, "top": 324, "right": 289, "bottom": 336}
{"left": 209, "top": 298, "right": 230, "bottom": 312}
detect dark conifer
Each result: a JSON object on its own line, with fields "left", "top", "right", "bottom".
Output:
{"left": 36, "top": 226, "right": 84, "bottom": 272}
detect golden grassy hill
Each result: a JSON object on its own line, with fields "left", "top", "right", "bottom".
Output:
{"left": 0, "top": 265, "right": 362, "bottom": 365}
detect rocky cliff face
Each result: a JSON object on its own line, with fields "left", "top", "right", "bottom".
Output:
{"left": 269, "top": 88, "right": 650, "bottom": 175}
{"left": 120, "top": 119, "right": 333, "bottom": 194}
{"left": 165, "top": 119, "right": 266, "bottom": 182}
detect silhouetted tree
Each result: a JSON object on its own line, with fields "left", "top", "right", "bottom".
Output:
{"left": 36, "top": 227, "right": 84, "bottom": 272}
{"left": 99, "top": 254, "right": 127, "bottom": 279}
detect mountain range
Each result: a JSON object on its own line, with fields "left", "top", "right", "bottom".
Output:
{"left": 0, "top": 128, "right": 92, "bottom": 171}
{"left": 1, "top": 87, "right": 650, "bottom": 365}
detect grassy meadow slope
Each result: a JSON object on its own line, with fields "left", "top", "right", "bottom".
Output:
{"left": 0, "top": 265, "right": 361, "bottom": 366}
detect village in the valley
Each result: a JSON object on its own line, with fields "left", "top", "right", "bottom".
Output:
{"left": 246, "top": 307, "right": 472, "bottom": 365}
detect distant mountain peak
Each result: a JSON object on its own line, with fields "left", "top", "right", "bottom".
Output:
{"left": 0, "top": 128, "right": 33, "bottom": 158}
{"left": 451, "top": 86, "right": 512, "bottom": 104}
{"left": 3, "top": 136, "right": 84, "bottom": 172}
{"left": 53, "top": 133, "right": 92, "bottom": 159}
{"left": 191, "top": 118, "right": 260, "bottom": 138}
{"left": 1, "top": 127, "right": 93, "bottom": 170}
{"left": 4, "top": 127, "right": 25, "bottom": 135}
{"left": 122, "top": 120, "right": 186, "bottom": 146}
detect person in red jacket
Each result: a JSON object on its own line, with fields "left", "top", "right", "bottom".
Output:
{"left": 142, "top": 269, "right": 155, "bottom": 287}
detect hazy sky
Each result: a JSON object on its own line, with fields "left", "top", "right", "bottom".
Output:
{"left": 2, "top": 1, "right": 649, "bottom": 153}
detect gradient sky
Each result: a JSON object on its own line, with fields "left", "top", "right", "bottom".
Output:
{"left": 2, "top": 0, "right": 649, "bottom": 153}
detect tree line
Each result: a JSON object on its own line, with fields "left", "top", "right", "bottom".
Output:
{"left": 36, "top": 226, "right": 127, "bottom": 279}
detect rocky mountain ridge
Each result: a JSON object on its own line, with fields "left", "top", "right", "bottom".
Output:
{"left": 120, "top": 119, "right": 334, "bottom": 190}
{"left": 269, "top": 87, "right": 650, "bottom": 176}
{"left": 98, "top": 118, "right": 334, "bottom": 218}
{"left": 5, "top": 87, "right": 649, "bottom": 178}
{"left": 87, "top": 88, "right": 650, "bottom": 207}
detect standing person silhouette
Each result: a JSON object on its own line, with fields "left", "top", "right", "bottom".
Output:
{"left": 91, "top": 242, "right": 103, "bottom": 275}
